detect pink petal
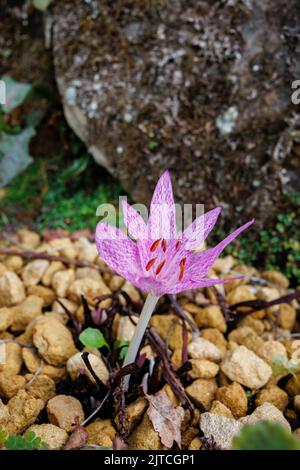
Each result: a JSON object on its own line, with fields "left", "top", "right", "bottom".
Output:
{"left": 183, "top": 207, "right": 222, "bottom": 250}
{"left": 121, "top": 200, "right": 147, "bottom": 241}
{"left": 167, "top": 275, "right": 244, "bottom": 294}
{"left": 95, "top": 223, "right": 142, "bottom": 283}
{"left": 148, "top": 170, "right": 177, "bottom": 240}
{"left": 185, "top": 218, "right": 255, "bottom": 281}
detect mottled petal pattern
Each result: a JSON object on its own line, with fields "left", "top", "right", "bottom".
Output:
{"left": 148, "top": 170, "right": 177, "bottom": 240}
{"left": 166, "top": 275, "right": 244, "bottom": 295}
{"left": 183, "top": 207, "right": 222, "bottom": 250}
{"left": 121, "top": 200, "right": 147, "bottom": 240}
{"left": 95, "top": 223, "right": 142, "bottom": 284}
{"left": 182, "top": 218, "right": 254, "bottom": 283}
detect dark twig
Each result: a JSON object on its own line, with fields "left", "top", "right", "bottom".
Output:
{"left": 146, "top": 326, "right": 194, "bottom": 412}
{"left": 0, "top": 339, "right": 33, "bottom": 348}
{"left": 231, "top": 290, "right": 300, "bottom": 313}
{"left": 113, "top": 380, "right": 127, "bottom": 440}
{"left": 167, "top": 294, "right": 199, "bottom": 335}
{"left": 26, "top": 360, "right": 44, "bottom": 387}
{"left": 213, "top": 287, "right": 300, "bottom": 331}
{"left": 0, "top": 247, "right": 111, "bottom": 273}
{"left": 82, "top": 389, "right": 111, "bottom": 426}
{"left": 112, "top": 363, "right": 139, "bottom": 384}
{"left": 81, "top": 352, "right": 108, "bottom": 393}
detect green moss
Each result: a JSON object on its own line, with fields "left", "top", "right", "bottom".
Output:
{"left": 219, "top": 190, "right": 300, "bottom": 285}
{"left": 0, "top": 146, "right": 122, "bottom": 231}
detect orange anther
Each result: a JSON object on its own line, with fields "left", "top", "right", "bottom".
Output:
{"left": 161, "top": 239, "right": 167, "bottom": 252}
{"left": 179, "top": 257, "right": 187, "bottom": 281}
{"left": 155, "top": 260, "right": 166, "bottom": 275}
{"left": 175, "top": 240, "right": 181, "bottom": 251}
{"left": 146, "top": 257, "right": 157, "bottom": 271}
{"left": 150, "top": 239, "right": 161, "bottom": 253}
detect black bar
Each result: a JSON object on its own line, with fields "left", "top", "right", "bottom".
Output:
{"left": 0, "top": 450, "right": 297, "bottom": 467}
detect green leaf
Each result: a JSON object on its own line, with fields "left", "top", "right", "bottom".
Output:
{"left": 32, "top": 437, "right": 42, "bottom": 449}
{"left": 148, "top": 140, "right": 159, "bottom": 150}
{"left": 79, "top": 327, "right": 109, "bottom": 350}
{"left": 232, "top": 421, "right": 300, "bottom": 450}
{"left": 114, "top": 339, "right": 129, "bottom": 360}
{"left": 5, "top": 435, "right": 18, "bottom": 450}
{"left": 1, "top": 75, "right": 32, "bottom": 113}
{"left": 32, "top": 0, "right": 51, "bottom": 11}
{"left": 24, "top": 431, "right": 36, "bottom": 442}
{"left": 271, "top": 355, "right": 288, "bottom": 377}
{"left": 0, "top": 126, "right": 35, "bottom": 188}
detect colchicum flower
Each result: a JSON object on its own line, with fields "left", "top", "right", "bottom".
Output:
{"left": 95, "top": 170, "right": 254, "bottom": 389}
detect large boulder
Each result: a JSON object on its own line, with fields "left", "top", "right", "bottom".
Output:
{"left": 52, "top": 0, "right": 300, "bottom": 231}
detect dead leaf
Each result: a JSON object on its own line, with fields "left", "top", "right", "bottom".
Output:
{"left": 113, "top": 436, "right": 129, "bottom": 450}
{"left": 146, "top": 390, "right": 184, "bottom": 448}
{"left": 63, "top": 420, "right": 88, "bottom": 450}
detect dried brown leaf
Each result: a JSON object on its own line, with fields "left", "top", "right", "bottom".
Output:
{"left": 146, "top": 390, "right": 184, "bottom": 448}
{"left": 63, "top": 421, "right": 88, "bottom": 450}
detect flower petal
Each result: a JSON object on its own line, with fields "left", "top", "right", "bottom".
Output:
{"left": 95, "top": 223, "right": 142, "bottom": 283}
{"left": 167, "top": 275, "right": 244, "bottom": 294}
{"left": 184, "top": 218, "right": 255, "bottom": 281}
{"left": 183, "top": 207, "right": 222, "bottom": 250}
{"left": 121, "top": 200, "right": 147, "bottom": 241}
{"left": 148, "top": 170, "right": 177, "bottom": 240}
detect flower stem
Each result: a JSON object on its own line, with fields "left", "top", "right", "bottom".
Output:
{"left": 123, "top": 293, "right": 160, "bottom": 391}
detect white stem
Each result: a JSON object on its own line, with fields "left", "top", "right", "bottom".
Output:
{"left": 123, "top": 293, "right": 160, "bottom": 391}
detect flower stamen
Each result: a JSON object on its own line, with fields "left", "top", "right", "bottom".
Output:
{"left": 155, "top": 260, "right": 166, "bottom": 275}
{"left": 146, "top": 257, "right": 157, "bottom": 271}
{"left": 161, "top": 239, "right": 167, "bottom": 252}
{"left": 179, "top": 257, "right": 187, "bottom": 281}
{"left": 175, "top": 240, "right": 181, "bottom": 251}
{"left": 150, "top": 239, "right": 161, "bottom": 253}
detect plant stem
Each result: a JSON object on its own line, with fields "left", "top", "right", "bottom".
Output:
{"left": 123, "top": 293, "right": 159, "bottom": 391}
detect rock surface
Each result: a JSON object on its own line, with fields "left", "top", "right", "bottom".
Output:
{"left": 52, "top": 0, "right": 300, "bottom": 231}
{"left": 240, "top": 403, "right": 291, "bottom": 433}
{"left": 0, "top": 271, "right": 25, "bottom": 307}
{"left": 2, "top": 390, "right": 44, "bottom": 435}
{"left": 26, "top": 424, "right": 68, "bottom": 450}
{"left": 66, "top": 351, "right": 109, "bottom": 385}
{"left": 86, "top": 419, "right": 116, "bottom": 448}
{"left": 187, "top": 337, "right": 223, "bottom": 362}
{"left": 216, "top": 382, "right": 248, "bottom": 418}
{"left": 221, "top": 345, "right": 272, "bottom": 389}
{"left": 186, "top": 378, "right": 217, "bottom": 410}
{"left": 33, "top": 317, "right": 77, "bottom": 366}
{"left": 200, "top": 413, "right": 243, "bottom": 450}
{"left": 47, "top": 395, "right": 85, "bottom": 432}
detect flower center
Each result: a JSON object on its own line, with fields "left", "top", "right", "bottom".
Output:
{"left": 145, "top": 239, "right": 186, "bottom": 281}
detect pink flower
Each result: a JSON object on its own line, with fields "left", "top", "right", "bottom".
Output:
{"left": 95, "top": 170, "right": 254, "bottom": 296}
